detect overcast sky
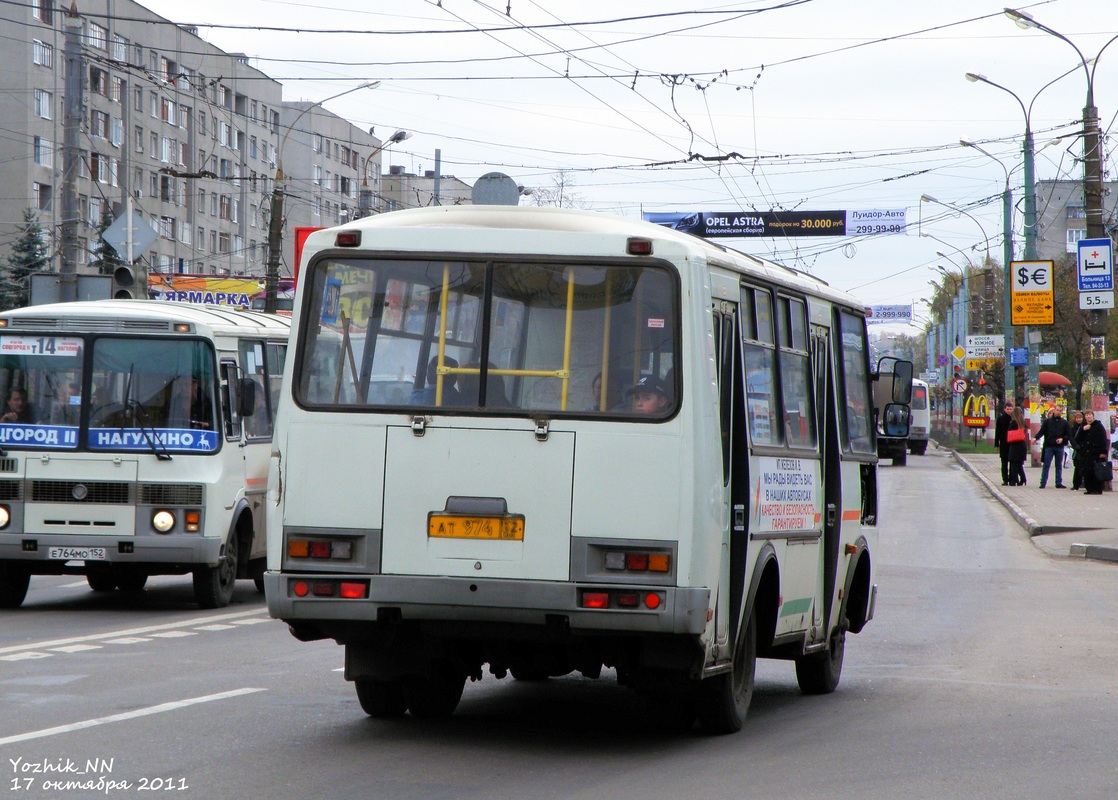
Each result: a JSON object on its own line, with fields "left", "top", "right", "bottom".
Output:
{"left": 137, "top": 0, "right": 1117, "bottom": 330}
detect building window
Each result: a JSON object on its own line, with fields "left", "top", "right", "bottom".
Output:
{"left": 33, "top": 136, "right": 53, "bottom": 167}
{"left": 197, "top": 227, "right": 205, "bottom": 251}
{"left": 134, "top": 126, "right": 144, "bottom": 153}
{"left": 1067, "top": 228, "right": 1087, "bottom": 252}
{"left": 1066, "top": 205, "right": 1086, "bottom": 219}
{"left": 91, "top": 153, "right": 109, "bottom": 183}
{"left": 112, "top": 35, "right": 128, "bottom": 62}
{"left": 34, "top": 182, "right": 51, "bottom": 211}
{"left": 91, "top": 109, "right": 109, "bottom": 139}
{"left": 33, "top": 0, "right": 52, "bottom": 24}
{"left": 111, "top": 76, "right": 124, "bottom": 103}
{"left": 90, "top": 67, "right": 108, "bottom": 96}
{"left": 34, "top": 89, "right": 52, "bottom": 120}
{"left": 32, "top": 39, "right": 53, "bottom": 68}
{"left": 86, "top": 22, "right": 107, "bottom": 51}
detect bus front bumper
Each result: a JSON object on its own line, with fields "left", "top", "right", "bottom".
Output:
{"left": 0, "top": 533, "right": 223, "bottom": 570}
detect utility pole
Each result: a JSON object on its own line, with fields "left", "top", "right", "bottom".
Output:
{"left": 264, "top": 177, "right": 284, "bottom": 315}
{"left": 59, "top": 3, "right": 84, "bottom": 301}
{"left": 1082, "top": 103, "right": 1106, "bottom": 241}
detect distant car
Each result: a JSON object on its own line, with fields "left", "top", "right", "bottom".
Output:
{"left": 908, "top": 379, "right": 930, "bottom": 455}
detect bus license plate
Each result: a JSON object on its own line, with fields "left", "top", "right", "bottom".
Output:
{"left": 48, "top": 546, "right": 107, "bottom": 561}
{"left": 428, "top": 515, "right": 524, "bottom": 541}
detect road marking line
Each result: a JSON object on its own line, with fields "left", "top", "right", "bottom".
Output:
{"left": 193, "top": 624, "right": 236, "bottom": 631}
{"left": 231, "top": 618, "right": 270, "bottom": 625}
{"left": 0, "top": 609, "right": 269, "bottom": 656}
{"left": 147, "top": 631, "right": 196, "bottom": 639}
{"left": 104, "top": 637, "right": 150, "bottom": 645}
{"left": 0, "top": 652, "right": 52, "bottom": 662}
{"left": 0, "top": 688, "right": 266, "bottom": 746}
{"left": 50, "top": 644, "right": 102, "bottom": 653}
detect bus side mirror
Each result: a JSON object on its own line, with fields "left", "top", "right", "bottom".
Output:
{"left": 891, "top": 360, "right": 913, "bottom": 403}
{"left": 238, "top": 378, "right": 257, "bottom": 417}
{"left": 883, "top": 403, "right": 910, "bottom": 437}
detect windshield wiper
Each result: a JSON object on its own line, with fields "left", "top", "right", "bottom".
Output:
{"left": 121, "top": 365, "right": 171, "bottom": 461}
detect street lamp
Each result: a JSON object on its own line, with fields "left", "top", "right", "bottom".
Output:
{"left": 960, "top": 139, "right": 1015, "bottom": 399}
{"left": 264, "top": 81, "right": 380, "bottom": 313}
{"left": 920, "top": 194, "right": 991, "bottom": 264}
{"left": 358, "top": 129, "right": 412, "bottom": 218}
{"left": 1004, "top": 8, "right": 1118, "bottom": 240}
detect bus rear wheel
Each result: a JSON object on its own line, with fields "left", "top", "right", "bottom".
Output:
{"left": 795, "top": 625, "right": 845, "bottom": 695}
{"left": 193, "top": 530, "right": 238, "bottom": 609}
{"left": 0, "top": 562, "right": 30, "bottom": 609}
{"left": 355, "top": 679, "right": 408, "bottom": 718}
{"left": 87, "top": 564, "right": 116, "bottom": 592}
{"left": 114, "top": 566, "right": 148, "bottom": 592}
{"left": 697, "top": 606, "right": 757, "bottom": 734}
{"left": 404, "top": 664, "right": 465, "bottom": 719}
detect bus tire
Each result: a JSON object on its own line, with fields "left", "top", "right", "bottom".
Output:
{"left": 892, "top": 452, "right": 907, "bottom": 466}
{"left": 87, "top": 564, "right": 116, "bottom": 592}
{"left": 193, "top": 529, "right": 238, "bottom": 609}
{"left": 795, "top": 625, "right": 845, "bottom": 695}
{"left": 697, "top": 605, "right": 757, "bottom": 735}
{"left": 355, "top": 679, "right": 408, "bottom": 718}
{"left": 404, "top": 664, "right": 465, "bottom": 719}
{"left": 114, "top": 566, "right": 148, "bottom": 592}
{"left": 0, "top": 562, "right": 30, "bottom": 609}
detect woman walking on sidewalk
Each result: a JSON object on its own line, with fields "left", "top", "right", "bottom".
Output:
{"left": 1075, "top": 410, "right": 1109, "bottom": 495}
{"left": 1007, "top": 406, "right": 1029, "bottom": 486}
{"left": 1069, "top": 410, "right": 1085, "bottom": 490}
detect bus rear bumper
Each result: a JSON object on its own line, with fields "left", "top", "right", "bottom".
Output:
{"left": 265, "top": 572, "right": 710, "bottom": 637}
{"left": 0, "top": 533, "right": 223, "bottom": 570}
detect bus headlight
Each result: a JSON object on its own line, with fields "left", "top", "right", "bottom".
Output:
{"left": 0, "top": 505, "right": 9, "bottom": 529}
{"left": 152, "top": 510, "right": 176, "bottom": 533}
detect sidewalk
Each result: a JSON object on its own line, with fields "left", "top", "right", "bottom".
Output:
{"left": 950, "top": 448, "right": 1118, "bottom": 564}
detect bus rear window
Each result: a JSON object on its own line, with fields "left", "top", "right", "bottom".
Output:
{"left": 296, "top": 258, "right": 679, "bottom": 418}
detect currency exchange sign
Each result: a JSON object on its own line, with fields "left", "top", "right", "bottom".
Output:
{"left": 1010, "top": 260, "right": 1054, "bottom": 326}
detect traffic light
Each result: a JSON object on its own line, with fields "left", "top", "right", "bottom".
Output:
{"left": 112, "top": 263, "right": 148, "bottom": 299}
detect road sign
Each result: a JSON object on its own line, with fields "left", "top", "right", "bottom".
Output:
{"left": 1079, "top": 290, "right": 1115, "bottom": 310}
{"left": 936, "top": 354, "right": 949, "bottom": 367}
{"left": 1010, "top": 259, "right": 1054, "bottom": 325}
{"left": 965, "top": 358, "right": 1002, "bottom": 371}
{"left": 102, "top": 211, "right": 158, "bottom": 259}
{"left": 966, "top": 334, "right": 1005, "bottom": 359}
{"left": 1077, "top": 237, "right": 1113, "bottom": 292}
{"left": 951, "top": 345, "right": 966, "bottom": 361}
{"left": 1009, "top": 347, "right": 1028, "bottom": 366}
{"left": 952, "top": 377, "right": 968, "bottom": 394}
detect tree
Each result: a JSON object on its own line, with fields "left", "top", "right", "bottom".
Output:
{"left": 90, "top": 207, "right": 124, "bottom": 277}
{"left": 0, "top": 208, "right": 49, "bottom": 310}
{"left": 524, "top": 171, "right": 590, "bottom": 209}
{"left": 1045, "top": 255, "right": 1099, "bottom": 410}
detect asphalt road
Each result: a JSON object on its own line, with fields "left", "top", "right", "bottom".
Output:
{"left": 2, "top": 448, "right": 1116, "bottom": 800}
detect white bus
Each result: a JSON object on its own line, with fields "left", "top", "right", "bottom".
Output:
{"left": 908, "top": 378, "right": 931, "bottom": 455}
{"left": 0, "top": 301, "right": 289, "bottom": 609}
{"left": 265, "top": 206, "right": 911, "bottom": 733}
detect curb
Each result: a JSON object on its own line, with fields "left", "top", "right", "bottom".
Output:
{"left": 950, "top": 450, "right": 1044, "bottom": 537}
{"left": 1069, "top": 544, "right": 1118, "bottom": 564}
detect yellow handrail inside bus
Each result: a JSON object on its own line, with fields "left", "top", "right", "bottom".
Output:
{"left": 560, "top": 267, "right": 575, "bottom": 410}
{"left": 435, "top": 263, "right": 451, "bottom": 405}
{"left": 598, "top": 270, "right": 613, "bottom": 411}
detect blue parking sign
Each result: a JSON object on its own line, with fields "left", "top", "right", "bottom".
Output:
{"left": 1077, "top": 238, "right": 1113, "bottom": 291}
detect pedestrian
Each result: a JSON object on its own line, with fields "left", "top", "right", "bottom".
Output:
{"left": 1035, "top": 406, "right": 1069, "bottom": 488}
{"left": 1068, "top": 410, "right": 1085, "bottom": 490}
{"left": 1074, "top": 410, "right": 1109, "bottom": 495}
{"left": 993, "top": 399, "right": 1015, "bottom": 486}
{"left": 1006, "top": 406, "right": 1029, "bottom": 487}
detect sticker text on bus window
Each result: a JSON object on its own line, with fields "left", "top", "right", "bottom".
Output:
{"left": 88, "top": 428, "right": 219, "bottom": 453}
{"left": 754, "top": 457, "right": 820, "bottom": 532}
{"left": 0, "top": 423, "right": 78, "bottom": 448}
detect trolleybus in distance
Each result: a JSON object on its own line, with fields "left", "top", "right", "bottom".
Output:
{"left": 0, "top": 300, "right": 289, "bottom": 609}
{"left": 265, "top": 206, "right": 911, "bottom": 733}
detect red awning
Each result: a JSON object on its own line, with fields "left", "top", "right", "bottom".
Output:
{"left": 1038, "top": 370, "right": 1071, "bottom": 386}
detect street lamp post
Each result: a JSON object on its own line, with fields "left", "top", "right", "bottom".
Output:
{"left": 264, "top": 81, "right": 379, "bottom": 313}
{"left": 1004, "top": 9, "right": 1118, "bottom": 241}
{"left": 358, "top": 130, "right": 412, "bottom": 218}
{"left": 960, "top": 139, "right": 1015, "bottom": 400}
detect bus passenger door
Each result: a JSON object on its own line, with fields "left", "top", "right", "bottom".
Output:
{"left": 812, "top": 325, "right": 842, "bottom": 633}
{"left": 714, "top": 302, "right": 750, "bottom": 649}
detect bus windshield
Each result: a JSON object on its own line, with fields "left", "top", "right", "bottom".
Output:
{"left": 296, "top": 257, "right": 679, "bottom": 417}
{"left": 0, "top": 334, "right": 218, "bottom": 453}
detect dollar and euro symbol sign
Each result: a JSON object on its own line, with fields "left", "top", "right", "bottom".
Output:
{"left": 1010, "top": 260, "right": 1054, "bottom": 326}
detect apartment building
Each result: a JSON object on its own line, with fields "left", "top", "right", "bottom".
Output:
{"left": 381, "top": 165, "right": 474, "bottom": 212}
{"left": 1034, "top": 178, "right": 1118, "bottom": 262}
{"left": 0, "top": 0, "right": 401, "bottom": 288}
{"left": 277, "top": 103, "right": 377, "bottom": 271}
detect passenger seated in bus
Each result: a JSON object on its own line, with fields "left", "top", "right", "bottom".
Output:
{"left": 244, "top": 379, "right": 271, "bottom": 436}
{"left": 409, "top": 356, "right": 466, "bottom": 406}
{"left": 587, "top": 371, "right": 623, "bottom": 411}
{"left": 0, "top": 388, "right": 34, "bottom": 424}
{"left": 459, "top": 361, "right": 511, "bottom": 408}
{"left": 627, "top": 375, "right": 671, "bottom": 415}
{"left": 48, "top": 382, "right": 81, "bottom": 425}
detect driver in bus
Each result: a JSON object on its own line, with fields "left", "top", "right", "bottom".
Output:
{"left": 0, "top": 388, "right": 34, "bottom": 424}
{"left": 627, "top": 375, "right": 671, "bottom": 415}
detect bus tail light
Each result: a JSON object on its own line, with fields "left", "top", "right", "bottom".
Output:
{"left": 604, "top": 550, "right": 671, "bottom": 573}
{"left": 290, "top": 579, "right": 368, "bottom": 599}
{"left": 579, "top": 589, "right": 664, "bottom": 611}
{"left": 287, "top": 538, "right": 354, "bottom": 560}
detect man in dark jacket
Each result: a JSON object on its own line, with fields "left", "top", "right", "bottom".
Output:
{"left": 1036, "top": 406, "right": 1070, "bottom": 488}
{"left": 993, "top": 400, "right": 1015, "bottom": 486}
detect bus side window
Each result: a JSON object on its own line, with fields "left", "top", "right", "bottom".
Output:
{"left": 219, "top": 361, "right": 242, "bottom": 439}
